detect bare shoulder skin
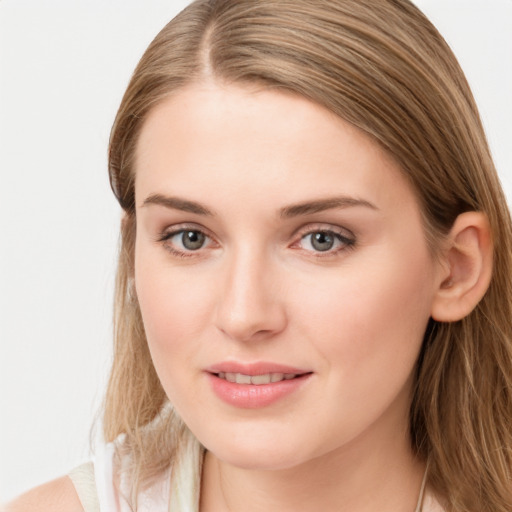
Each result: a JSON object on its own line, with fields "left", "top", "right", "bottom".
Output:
{"left": 3, "top": 476, "right": 83, "bottom": 512}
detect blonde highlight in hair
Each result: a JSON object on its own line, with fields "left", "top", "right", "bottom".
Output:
{"left": 105, "top": 1, "right": 512, "bottom": 510}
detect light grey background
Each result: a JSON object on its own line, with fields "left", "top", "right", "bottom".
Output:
{"left": 1, "top": 0, "right": 511, "bottom": 503}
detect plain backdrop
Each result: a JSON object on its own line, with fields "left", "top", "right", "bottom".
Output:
{"left": 0, "top": 0, "right": 511, "bottom": 503}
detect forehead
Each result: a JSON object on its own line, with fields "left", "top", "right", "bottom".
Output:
{"left": 134, "top": 82, "right": 417, "bottom": 216}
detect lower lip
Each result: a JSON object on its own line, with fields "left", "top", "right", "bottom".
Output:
{"left": 207, "top": 373, "right": 312, "bottom": 408}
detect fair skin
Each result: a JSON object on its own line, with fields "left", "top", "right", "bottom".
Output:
{"left": 5, "top": 82, "right": 492, "bottom": 512}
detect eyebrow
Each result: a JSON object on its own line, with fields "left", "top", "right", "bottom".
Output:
{"left": 279, "top": 196, "right": 378, "bottom": 218}
{"left": 141, "top": 193, "right": 377, "bottom": 217}
{"left": 142, "top": 194, "right": 214, "bottom": 216}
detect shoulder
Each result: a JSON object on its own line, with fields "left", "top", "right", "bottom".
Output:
{"left": 3, "top": 476, "right": 84, "bottom": 512}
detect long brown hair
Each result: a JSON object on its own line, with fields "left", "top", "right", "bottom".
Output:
{"left": 104, "top": 1, "right": 512, "bottom": 510}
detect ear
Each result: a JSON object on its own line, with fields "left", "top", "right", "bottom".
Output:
{"left": 431, "top": 212, "right": 493, "bottom": 322}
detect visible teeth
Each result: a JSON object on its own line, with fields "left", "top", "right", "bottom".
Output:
{"left": 251, "top": 374, "right": 271, "bottom": 385}
{"left": 217, "top": 372, "right": 297, "bottom": 385}
{"left": 236, "top": 373, "right": 252, "bottom": 384}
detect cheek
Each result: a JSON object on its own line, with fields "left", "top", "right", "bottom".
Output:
{"left": 283, "top": 248, "right": 435, "bottom": 446}
{"left": 296, "top": 244, "right": 435, "bottom": 375}
{"left": 134, "top": 247, "right": 213, "bottom": 377}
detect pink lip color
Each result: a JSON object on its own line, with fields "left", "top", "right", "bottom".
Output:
{"left": 205, "top": 362, "right": 312, "bottom": 409}
{"left": 207, "top": 361, "right": 308, "bottom": 375}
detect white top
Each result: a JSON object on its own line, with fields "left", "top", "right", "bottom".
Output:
{"left": 96, "top": 443, "right": 171, "bottom": 512}
{"left": 69, "top": 443, "right": 171, "bottom": 512}
{"left": 69, "top": 442, "right": 445, "bottom": 512}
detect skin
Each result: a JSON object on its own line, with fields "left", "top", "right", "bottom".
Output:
{"left": 2, "top": 476, "right": 82, "bottom": 512}
{"left": 133, "top": 81, "right": 446, "bottom": 512}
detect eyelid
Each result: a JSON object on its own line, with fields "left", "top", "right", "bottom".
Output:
{"left": 290, "top": 223, "right": 356, "bottom": 256}
{"left": 157, "top": 222, "right": 214, "bottom": 241}
{"left": 292, "top": 223, "right": 355, "bottom": 242}
{"left": 156, "top": 223, "right": 218, "bottom": 258}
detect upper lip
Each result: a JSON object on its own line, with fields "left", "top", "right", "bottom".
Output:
{"left": 206, "top": 361, "right": 311, "bottom": 376}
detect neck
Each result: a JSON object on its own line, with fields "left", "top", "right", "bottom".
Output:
{"left": 200, "top": 400, "right": 426, "bottom": 512}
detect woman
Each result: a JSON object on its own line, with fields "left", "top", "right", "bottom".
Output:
{"left": 6, "top": 0, "right": 512, "bottom": 511}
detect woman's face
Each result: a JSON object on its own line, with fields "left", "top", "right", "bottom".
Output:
{"left": 134, "top": 82, "right": 443, "bottom": 470}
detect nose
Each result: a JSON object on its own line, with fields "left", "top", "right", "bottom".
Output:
{"left": 214, "top": 248, "right": 287, "bottom": 342}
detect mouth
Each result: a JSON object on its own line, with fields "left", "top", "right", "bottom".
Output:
{"left": 213, "top": 372, "right": 303, "bottom": 385}
{"left": 207, "top": 369, "right": 312, "bottom": 408}
{"left": 205, "top": 362, "right": 312, "bottom": 407}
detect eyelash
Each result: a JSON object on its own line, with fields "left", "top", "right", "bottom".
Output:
{"left": 292, "top": 228, "right": 356, "bottom": 257}
{"left": 156, "top": 224, "right": 356, "bottom": 259}
{"left": 157, "top": 226, "right": 216, "bottom": 259}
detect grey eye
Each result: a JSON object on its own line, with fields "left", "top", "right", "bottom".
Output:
{"left": 298, "top": 229, "right": 355, "bottom": 254}
{"left": 181, "top": 230, "right": 206, "bottom": 250}
{"left": 310, "top": 232, "right": 336, "bottom": 252}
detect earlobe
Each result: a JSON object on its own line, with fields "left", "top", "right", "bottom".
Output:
{"left": 431, "top": 212, "right": 493, "bottom": 322}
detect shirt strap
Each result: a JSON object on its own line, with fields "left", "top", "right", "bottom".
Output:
{"left": 69, "top": 462, "right": 100, "bottom": 512}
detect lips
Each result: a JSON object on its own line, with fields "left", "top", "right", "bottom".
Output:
{"left": 205, "top": 362, "right": 312, "bottom": 408}
{"left": 206, "top": 361, "right": 309, "bottom": 376}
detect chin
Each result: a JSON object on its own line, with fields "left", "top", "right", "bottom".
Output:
{"left": 201, "top": 434, "right": 314, "bottom": 471}
{"left": 218, "top": 451, "right": 307, "bottom": 472}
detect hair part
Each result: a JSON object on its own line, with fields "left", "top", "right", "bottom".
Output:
{"left": 105, "top": 1, "right": 512, "bottom": 510}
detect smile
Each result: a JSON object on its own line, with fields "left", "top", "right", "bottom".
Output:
{"left": 207, "top": 368, "right": 312, "bottom": 408}
{"left": 216, "top": 372, "right": 298, "bottom": 385}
